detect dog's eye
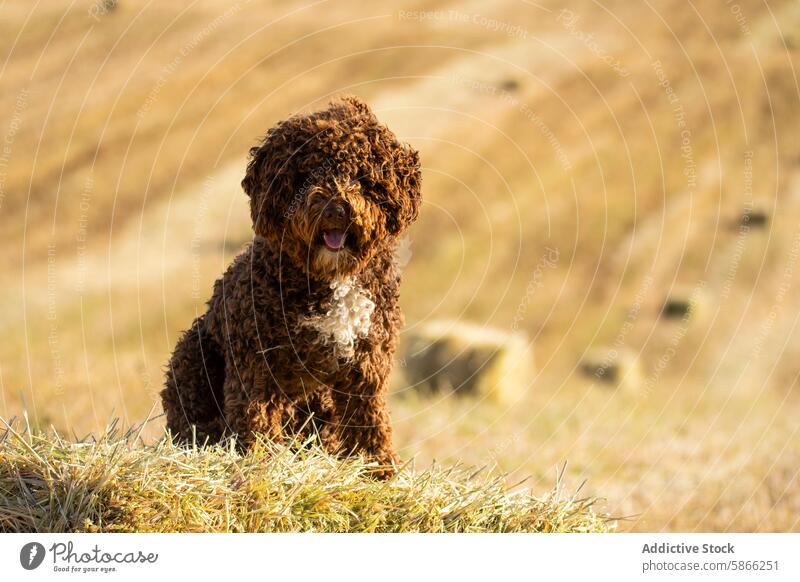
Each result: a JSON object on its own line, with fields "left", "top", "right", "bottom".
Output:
{"left": 294, "top": 174, "right": 310, "bottom": 192}
{"left": 365, "top": 182, "right": 388, "bottom": 202}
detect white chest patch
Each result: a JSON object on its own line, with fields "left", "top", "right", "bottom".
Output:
{"left": 300, "top": 277, "right": 375, "bottom": 359}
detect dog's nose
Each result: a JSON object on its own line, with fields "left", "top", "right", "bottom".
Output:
{"left": 323, "top": 202, "right": 346, "bottom": 220}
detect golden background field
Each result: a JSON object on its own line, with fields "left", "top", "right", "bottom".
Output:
{"left": 1, "top": 0, "right": 799, "bottom": 531}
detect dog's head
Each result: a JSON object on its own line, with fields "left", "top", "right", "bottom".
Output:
{"left": 241, "top": 96, "right": 422, "bottom": 280}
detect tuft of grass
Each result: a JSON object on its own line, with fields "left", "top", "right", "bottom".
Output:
{"left": 0, "top": 419, "right": 611, "bottom": 533}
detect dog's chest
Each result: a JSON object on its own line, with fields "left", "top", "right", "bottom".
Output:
{"left": 299, "top": 277, "right": 375, "bottom": 359}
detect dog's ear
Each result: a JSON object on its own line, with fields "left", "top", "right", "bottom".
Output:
{"left": 241, "top": 131, "right": 295, "bottom": 240}
{"left": 385, "top": 143, "right": 422, "bottom": 236}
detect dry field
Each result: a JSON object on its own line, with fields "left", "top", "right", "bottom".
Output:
{"left": 1, "top": 0, "right": 799, "bottom": 531}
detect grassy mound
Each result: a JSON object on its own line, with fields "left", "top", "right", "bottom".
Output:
{"left": 0, "top": 420, "right": 611, "bottom": 533}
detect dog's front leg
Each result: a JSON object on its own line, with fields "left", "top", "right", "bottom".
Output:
{"left": 333, "top": 373, "right": 398, "bottom": 477}
{"left": 223, "top": 364, "right": 285, "bottom": 450}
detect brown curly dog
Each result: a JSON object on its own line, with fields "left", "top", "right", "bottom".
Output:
{"left": 160, "top": 96, "right": 421, "bottom": 473}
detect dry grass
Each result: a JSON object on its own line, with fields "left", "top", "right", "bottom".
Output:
{"left": 0, "top": 419, "right": 610, "bottom": 533}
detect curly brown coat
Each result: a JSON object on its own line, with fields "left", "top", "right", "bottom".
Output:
{"left": 160, "top": 96, "right": 421, "bottom": 473}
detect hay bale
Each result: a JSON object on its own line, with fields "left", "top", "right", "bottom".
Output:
{"left": 661, "top": 287, "right": 706, "bottom": 321}
{"left": 397, "top": 320, "right": 533, "bottom": 404}
{"left": 662, "top": 297, "right": 693, "bottom": 319}
{"left": 740, "top": 206, "right": 769, "bottom": 229}
{"left": 499, "top": 78, "right": 520, "bottom": 92}
{"left": 579, "top": 347, "right": 641, "bottom": 391}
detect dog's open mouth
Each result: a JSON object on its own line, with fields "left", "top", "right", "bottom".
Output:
{"left": 322, "top": 229, "right": 346, "bottom": 251}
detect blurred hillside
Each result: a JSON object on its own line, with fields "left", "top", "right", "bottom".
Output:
{"left": 1, "top": 0, "right": 799, "bottom": 531}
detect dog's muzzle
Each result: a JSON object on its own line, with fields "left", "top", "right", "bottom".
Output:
{"left": 322, "top": 229, "right": 346, "bottom": 251}
{"left": 319, "top": 200, "right": 350, "bottom": 252}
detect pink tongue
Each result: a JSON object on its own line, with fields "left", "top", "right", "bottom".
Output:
{"left": 323, "top": 229, "right": 346, "bottom": 250}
